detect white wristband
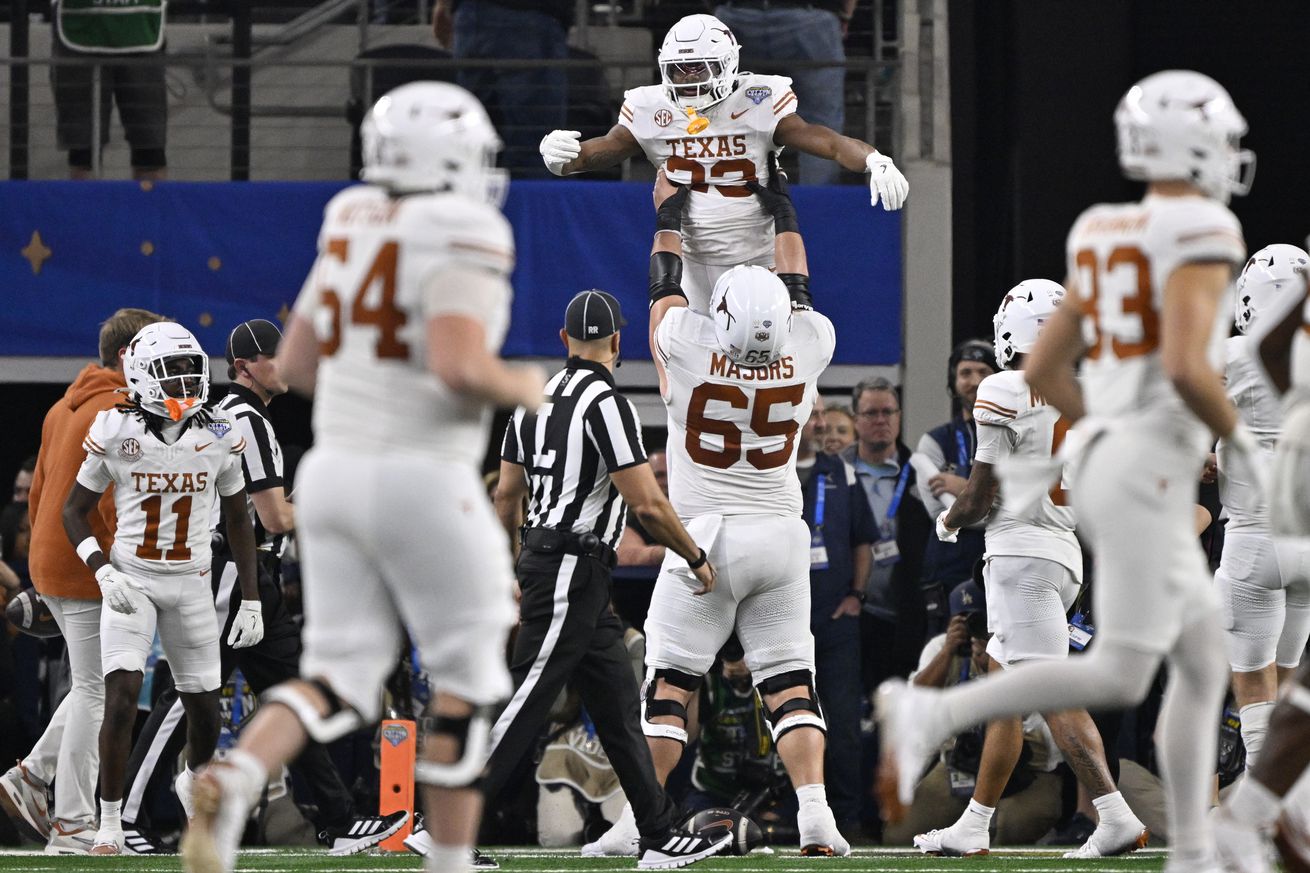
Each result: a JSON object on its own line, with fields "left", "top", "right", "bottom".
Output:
{"left": 76, "top": 537, "right": 102, "bottom": 566}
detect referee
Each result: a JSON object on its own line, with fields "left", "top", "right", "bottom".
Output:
{"left": 119, "top": 319, "right": 402, "bottom": 855}
{"left": 486, "top": 290, "right": 725, "bottom": 868}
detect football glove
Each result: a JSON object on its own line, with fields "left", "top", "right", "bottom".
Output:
{"left": 95, "top": 565, "right": 144, "bottom": 615}
{"left": 865, "top": 151, "right": 909, "bottom": 211}
{"left": 934, "top": 511, "right": 959, "bottom": 544}
{"left": 656, "top": 183, "right": 691, "bottom": 234}
{"left": 539, "top": 129, "right": 582, "bottom": 176}
{"left": 227, "top": 600, "right": 264, "bottom": 649}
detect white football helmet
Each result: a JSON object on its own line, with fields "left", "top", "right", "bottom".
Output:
{"left": 658, "top": 14, "right": 740, "bottom": 112}
{"left": 124, "top": 323, "right": 210, "bottom": 422}
{"left": 361, "top": 82, "right": 507, "bottom": 205}
{"left": 1235, "top": 243, "right": 1310, "bottom": 335}
{"left": 1114, "top": 70, "right": 1254, "bottom": 203}
{"left": 710, "top": 265, "right": 792, "bottom": 365}
{"left": 993, "top": 279, "right": 1065, "bottom": 369}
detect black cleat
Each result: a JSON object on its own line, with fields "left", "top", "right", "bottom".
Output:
{"left": 638, "top": 829, "right": 732, "bottom": 869}
{"left": 318, "top": 810, "right": 409, "bottom": 856}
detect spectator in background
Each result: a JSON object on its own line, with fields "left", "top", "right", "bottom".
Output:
{"left": 797, "top": 397, "right": 875, "bottom": 835}
{"left": 0, "top": 308, "right": 164, "bottom": 853}
{"left": 914, "top": 340, "right": 997, "bottom": 636}
{"left": 13, "top": 457, "right": 36, "bottom": 505}
{"left": 50, "top": 0, "right": 168, "bottom": 179}
{"left": 822, "top": 405, "right": 855, "bottom": 455}
{"left": 0, "top": 505, "right": 31, "bottom": 594}
{"left": 842, "top": 377, "right": 930, "bottom": 692}
{"left": 714, "top": 0, "right": 854, "bottom": 185}
{"left": 616, "top": 450, "right": 669, "bottom": 568}
{"left": 883, "top": 581, "right": 1062, "bottom": 847}
{"left": 432, "top": 0, "right": 571, "bottom": 175}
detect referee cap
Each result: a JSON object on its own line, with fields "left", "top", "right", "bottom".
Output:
{"left": 565, "top": 290, "right": 627, "bottom": 341}
{"left": 225, "top": 319, "right": 282, "bottom": 363}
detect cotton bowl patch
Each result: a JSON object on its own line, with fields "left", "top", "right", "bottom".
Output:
{"left": 382, "top": 723, "right": 410, "bottom": 747}
{"left": 208, "top": 421, "right": 231, "bottom": 438}
{"left": 745, "top": 86, "right": 772, "bottom": 105}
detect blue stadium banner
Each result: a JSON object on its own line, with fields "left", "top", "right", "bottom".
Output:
{"left": 1, "top": 180, "right": 900, "bottom": 365}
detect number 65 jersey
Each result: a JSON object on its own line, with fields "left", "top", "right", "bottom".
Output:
{"left": 655, "top": 306, "right": 834, "bottom": 520}
{"left": 1067, "top": 194, "right": 1245, "bottom": 443}
{"left": 77, "top": 408, "right": 247, "bottom": 577}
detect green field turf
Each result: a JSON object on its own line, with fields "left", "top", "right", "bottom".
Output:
{"left": 0, "top": 846, "right": 1172, "bottom": 873}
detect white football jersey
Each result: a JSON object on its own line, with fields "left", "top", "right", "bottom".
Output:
{"left": 77, "top": 409, "right": 246, "bottom": 577}
{"left": 1067, "top": 194, "right": 1245, "bottom": 445}
{"left": 293, "top": 185, "right": 515, "bottom": 467}
{"left": 620, "top": 73, "right": 796, "bottom": 265}
{"left": 655, "top": 306, "right": 834, "bottom": 520}
{"left": 1218, "top": 335, "right": 1281, "bottom": 531}
{"left": 973, "top": 369, "right": 1082, "bottom": 579}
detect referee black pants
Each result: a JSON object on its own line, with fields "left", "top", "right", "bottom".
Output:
{"left": 121, "top": 553, "right": 355, "bottom": 831}
{"left": 482, "top": 549, "right": 677, "bottom": 839}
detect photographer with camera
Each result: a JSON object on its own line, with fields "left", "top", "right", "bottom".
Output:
{"left": 882, "top": 580, "right": 1063, "bottom": 847}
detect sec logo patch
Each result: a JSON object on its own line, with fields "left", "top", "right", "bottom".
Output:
{"left": 118, "top": 438, "right": 142, "bottom": 462}
{"left": 654, "top": 109, "right": 674, "bottom": 127}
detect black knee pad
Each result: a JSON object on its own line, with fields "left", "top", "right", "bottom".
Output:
{"left": 642, "top": 668, "right": 703, "bottom": 745}
{"left": 414, "top": 706, "right": 491, "bottom": 788}
{"left": 756, "top": 670, "right": 826, "bottom": 742}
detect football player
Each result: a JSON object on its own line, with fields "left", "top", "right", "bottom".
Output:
{"left": 61, "top": 323, "right": 262, "bottom": 855}
{"left": 538, "top": 13, "right": 908, "bottom": 313}
{"left": 181, "top": 83, "right": 545, "bottom": 873}
{"left": 1211, "top": 251, "right": 1310, "bottom": 872}
{"left": 1213, "top": 246, "right": 1310, "bottom": 765}
{"left": 590, "top": 167, "right": 848, "bottom": 857}
{"left": 922, "top": 280, "right": 1148, "bottom": 858}
{"left": 877, "top": 70, "right": 1255, "bottom": 873}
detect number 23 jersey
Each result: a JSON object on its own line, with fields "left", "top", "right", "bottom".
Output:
{"left": 77, "top": 409, "right": 247, "bottom": 577}
{"left": 655, "top": 306, "right": 834, "bottom": 520}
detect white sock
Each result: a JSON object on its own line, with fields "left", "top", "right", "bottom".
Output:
{"left": 425, "top": 842, "right": 471, "bottom": 873}
{"left": 961, "top": 798, "right": 994, "bottom": 831}
{"left": 796, "top": 784, "right": 827, "bottom": 806}
{"left": 1091, "top": 790, "right": 1132, "bottom": 823}
{"left": 99, "top": 800, "right": 122, "bottom": 832}
{"left": 1240, "top": 701, "right": 1276, "bottom": 765}
{"left": 1228, "top": 774, "right": 1283, "bottom": 829}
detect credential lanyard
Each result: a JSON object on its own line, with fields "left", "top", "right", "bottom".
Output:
{"left": 814, "top": 473, "right": 827, "bottom": 529}
{"left": 885, "top": 463, "right": 911, "bottom": 521}
{"left": 955, "top": 428, "right": 970, "bottom": 470}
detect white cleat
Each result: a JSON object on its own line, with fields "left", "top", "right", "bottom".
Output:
{"left": 913, "top": 821, "right": 989, "bottom": 857}
{"left": 582, "top": 802, "right": 640, "bottom": 857}
{"left": 1211, "top": 805, "right": 1275, "bottom": 873}
{"left": 874, "top": 679, "right": 941, "bottom": 818}
{"left": 175, "top": 766, "right": 196, "bottom": 821}
{"left": 1062, "top": 814, "right": 1149, "bottom": 858}
{"left": 44, "top": 820, "right": 95, "bottom": 855}
{"left": 0, "top": 760, "right": 50, "bottom": 841}
{"left": 89, "top": 827, "right": 124, "bottom": 855}
{"left": 797, "top": 802, "right": 851, "bottom": 856}
{"left": 402, "top": 825, "right": 432, "bottom": 857}
{"left": 180, "top": 764, "right": 255, "bottom": 873}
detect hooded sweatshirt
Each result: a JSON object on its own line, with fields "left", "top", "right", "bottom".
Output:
{"left": 28, "top": 364, "right": 123, "bottom": 600}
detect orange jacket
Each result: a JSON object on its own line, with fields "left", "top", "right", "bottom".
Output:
{"left": 28, "top": 364, "right": 123, "bottom": 600}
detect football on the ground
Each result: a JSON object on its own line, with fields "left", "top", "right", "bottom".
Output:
{"left": 682, "top": 807, "right": 763, "bottom": 856}
{"left": 5, "top": 589, "right": 61, "bottom": 638}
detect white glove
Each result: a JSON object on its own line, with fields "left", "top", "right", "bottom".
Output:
{"left": 95, "top": 565, "right": 143, "bottom": 615}
{"left": 539, "top": 130, "right": 581, "bottom": 176}
{"left": 227, "top": 600, "right": 264, "bottom": 649}
{"left": 866, "top": 151, "right": 909, "bottom": 211}
{"left": 935, "top": 511, "right": 959, "bottom": 544}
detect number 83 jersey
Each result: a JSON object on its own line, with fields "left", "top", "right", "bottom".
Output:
{"left": 77, "top": 408, "right": 247, "bottom": 577}
{"left": 1066, "top": 194, "right": 1244, "bottom": 437}
{"left": 655, "top": 307, "right": 834, "bottom": 520}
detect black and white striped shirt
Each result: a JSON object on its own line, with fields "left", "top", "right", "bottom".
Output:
{"left": 501, "top": 358, "right": 646, "bottom": 549}
{"left": 217, "top": 383, "right": 284, "bottom": 549}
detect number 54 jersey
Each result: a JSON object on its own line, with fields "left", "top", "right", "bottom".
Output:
{"left": 655, "top": 306, "right": 835, "bottom": 520}
{"left": 1066, "top": 194, "right": 1245, "bottom": 444}
{"left": 77, "top": 409, "right": 247, "bottom": 577}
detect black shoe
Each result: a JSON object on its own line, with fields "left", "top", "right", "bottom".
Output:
{"left": 1036, "top": 812, "right": 1097, "bottom": 847}
{"left": 638, "top": 829, "right": 731, "bottom": 870}
{"left": 121, "top": 826, "right": 174, "bottom": 855}
{"left": 318, "top": 810, "right": 409, "bottom": 856}
{"left": 472, "top": 848, "right": 500, "bottom": 869}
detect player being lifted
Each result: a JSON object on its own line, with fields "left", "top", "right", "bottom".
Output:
{"left": 539, "top": 13, "right": 908, "bottom": 312}
{"left": 62, "top": 323, "right": 263, "bottom": 856}
{"left": 589, "top": 165, "right": 847, "bottom": 857}
{"left": 922, "top": 280, "right": 1148, "bottom": 858}
{"left": 878, "top": 70, "right": 1256, "bottom": 873}
{"left": 182, "top": 82, "right": 544, "bottom": 873}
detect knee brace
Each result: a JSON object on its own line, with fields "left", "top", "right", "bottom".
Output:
{"left": 641, "top": 669, "right": 702, "bottom": 746}
{"left": 261, "top": 678, "right": 363, "bottom": 744}
{"left": 413, "top": 706, "right": 492, "bottom": 788}
{"left": 757, "top": 670, "right": 826, "bottom": 743}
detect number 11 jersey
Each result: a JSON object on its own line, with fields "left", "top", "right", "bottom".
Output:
{"left": 655, "top": 306, "right": 834, "bottom": 520}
